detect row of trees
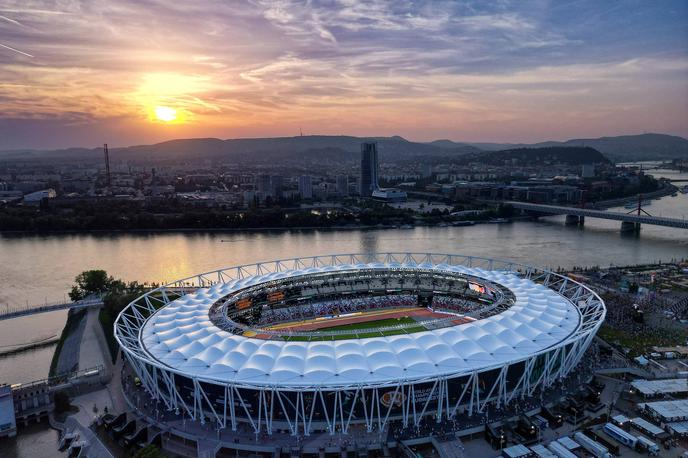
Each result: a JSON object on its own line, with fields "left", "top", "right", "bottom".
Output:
{"left": 69, "top": 269, "right": 147, "bottom": 301}
{"left": 0, "top": 205, "right": 415, "bottom": 232}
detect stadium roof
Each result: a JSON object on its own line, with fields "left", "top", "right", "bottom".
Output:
{"left": 139, "top": 263, "right": 581, "bottom": 388}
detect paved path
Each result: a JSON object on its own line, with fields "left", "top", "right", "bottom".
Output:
{"left": 78, "top": 308, "right": 111, "bottom": 374}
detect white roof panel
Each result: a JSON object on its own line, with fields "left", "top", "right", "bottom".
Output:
{"left": 139, "top": 263, "right": 582, "bottom": 388}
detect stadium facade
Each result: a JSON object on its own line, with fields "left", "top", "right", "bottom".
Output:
{"left": 114, "top": 253, "right": 605, "bottom": 437}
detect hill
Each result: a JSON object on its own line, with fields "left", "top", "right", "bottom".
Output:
{"left": 456, "top": 133, "right": 687, "bottom": 161}
{"left": 1, "top": 132, "right": 684, "bottom": 164}
{"left": 0, "top": 135, "right": 480, "bottom": 164}
{"left": 459, "top": 146, "right": 610, "bottom": 166}
{"left": 542, "top": 133, "right": 688, "bottom": 161}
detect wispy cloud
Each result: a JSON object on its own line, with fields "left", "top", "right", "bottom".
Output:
{"left": 0, "top": 0, "right": 686, "bottom": 148}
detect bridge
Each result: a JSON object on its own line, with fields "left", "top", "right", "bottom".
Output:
{"left": 507, "top": 201, "right": 688, "bottom": 231}
{"left": 0, "top": 298, "right": 103, "bottom": 321}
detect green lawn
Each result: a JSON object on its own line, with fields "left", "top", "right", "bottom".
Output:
{"left": 320, "top": 316, "right": 419, "bottom": 331}
{"left": 283, "top": 316, "right": 426, "bottom": 341}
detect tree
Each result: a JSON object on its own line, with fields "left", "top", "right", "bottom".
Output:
{"left": 68, "top": 270, "right": 114, "bottom": 301}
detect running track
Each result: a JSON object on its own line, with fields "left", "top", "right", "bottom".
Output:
{"left": 266, "top": 307, "right": 472, "bottom": 332}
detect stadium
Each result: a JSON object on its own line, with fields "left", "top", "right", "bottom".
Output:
{"left": 114, "top": 253, "right": 605, "bottom": 437}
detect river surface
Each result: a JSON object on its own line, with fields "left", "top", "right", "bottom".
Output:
{"left": 0, "top": 167, "right": 685, "bottom": 456}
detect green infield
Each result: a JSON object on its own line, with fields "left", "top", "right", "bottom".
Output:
{"left": 283, "top": 316, "right": 426, "bottom": 341}
{"left": 320, "top": 316, "right": 420, "bottom": 332}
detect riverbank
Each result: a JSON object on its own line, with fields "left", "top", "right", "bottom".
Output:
{"left": 0, "top": 219, "right": 513, "bottom": 236}
{"left": 0, "top": 223, "right": 413, "bottom": 236}
{"left": 0, "top": 182, "right": 676, "bottom": 236}
{"left": 49, "top": 309, "right": 87, "bottom": 377}
{"left": 593, "top": 181, "right": 677, "bottom": 209}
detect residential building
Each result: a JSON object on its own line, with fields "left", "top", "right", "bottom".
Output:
{"left": 298, "top": 175, "right": 313, "bottom": 199}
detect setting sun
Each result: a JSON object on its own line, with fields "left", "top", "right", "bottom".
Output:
{"left": 154, "top": 106, "right": 177, "bottom": 122}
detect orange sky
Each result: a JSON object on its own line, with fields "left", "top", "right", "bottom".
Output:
{"left": 0, "top": 1, "right": 687, "bottom": 149}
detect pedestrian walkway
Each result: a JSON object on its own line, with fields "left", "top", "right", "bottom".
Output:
{"left": 78, "top": 308, "right": 111, "bottom": 375}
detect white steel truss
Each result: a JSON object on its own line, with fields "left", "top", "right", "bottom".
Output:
{"left": 115, "top": 252, "right": 605, "bottom": 436}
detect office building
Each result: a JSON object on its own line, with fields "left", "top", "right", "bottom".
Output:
{"left": 256, "top": 174, "right": 272, "bottom": 195}
{"left": 336, "top": 175, "right": 348, "bottom": 196}
{"left": 581, "top": 164, "right": 595, "bottom": 178}
{"left": 270, "top": 175, "right": 283, "bottom": 199}
{"left": 298, "top": 175, "right": 313, "bottom": 199}
{"left": 360, "top": 142, "right": 379, "bottom": 196}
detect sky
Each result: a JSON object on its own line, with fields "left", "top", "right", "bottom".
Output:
{"left": 0, "top": 0, "right": 687, "bottom": 150}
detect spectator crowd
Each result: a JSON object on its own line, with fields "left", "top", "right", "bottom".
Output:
{"left": 258, "top": 294, "right": 418, "bottom": 325}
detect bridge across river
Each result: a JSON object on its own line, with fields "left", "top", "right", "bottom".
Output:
{"left": 0, "top": 298, "right": 103, "bottom": 321}
{"left": 0, "top": 287, "right": 193, "bottom": 321}
{"left": 507, "top": 201, "right": 688, "bottom": 231}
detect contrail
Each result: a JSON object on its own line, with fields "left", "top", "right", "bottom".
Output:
{"left": 0, "top": 43, "right": 33, "bottom": 58}
{"left": 0, "top": 15, "right": 23, "bottom": 27}
{"left": 0, "top": 9, "right": 71, "bottom": 16}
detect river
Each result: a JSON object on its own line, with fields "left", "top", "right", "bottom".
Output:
{"left": 0, "top": 168, "right": 685, "bottom": 456}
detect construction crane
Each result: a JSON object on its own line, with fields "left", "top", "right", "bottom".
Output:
{"left": 103, "top": 143, "right": 111, "bottom": 188}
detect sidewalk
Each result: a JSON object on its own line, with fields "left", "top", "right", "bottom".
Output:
{"left": 78, "top": 307, "right": 113, "bottom": 377}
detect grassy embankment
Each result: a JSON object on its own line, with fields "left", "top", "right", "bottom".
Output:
{"left": 49, "top": 308, "right": 88, "bottom": 377}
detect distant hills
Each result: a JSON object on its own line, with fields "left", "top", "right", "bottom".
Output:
{"left": 0, "top": 135, "right": 479, "bottom": 164}
{"left": 433, "top": 133, "right": 688, "bottom": 162}
{"left": 459, "top": 146, "right": 610, "bottom": 166}
{"left": 0, "top": 132, "right": 685, "bottom": 163}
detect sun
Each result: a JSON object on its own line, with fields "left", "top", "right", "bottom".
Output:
{"left": 154, "top": 106, "right": 177, "bottom": 122}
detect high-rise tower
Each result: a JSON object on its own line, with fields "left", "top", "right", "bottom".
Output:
{"left": 360, "top": 142, "right": 379, "bottom": 197}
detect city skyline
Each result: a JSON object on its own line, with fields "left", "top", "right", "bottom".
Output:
{"left": 0, "top": 0, "right": 687, "bottom": 149}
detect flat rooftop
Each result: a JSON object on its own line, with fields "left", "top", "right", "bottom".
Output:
{"left": 631, "top": 378, "right": 688, "bottom": 396}
{"left": 639, "top": 399, "right": 688, "bottom": 422}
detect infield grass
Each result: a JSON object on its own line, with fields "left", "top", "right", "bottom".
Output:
{"left": 283, "top": 316, "right": 426, "bottom": 341}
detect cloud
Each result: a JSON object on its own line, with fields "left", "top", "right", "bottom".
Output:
{"left": 0, "top": 0, "right": 686, "bottom": 148}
